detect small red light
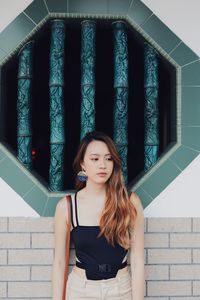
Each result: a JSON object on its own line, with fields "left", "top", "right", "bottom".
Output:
{"left": 32, "top": 148, "right": 36, "bottom": 156}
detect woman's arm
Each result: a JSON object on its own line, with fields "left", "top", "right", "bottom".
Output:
{"left": 129, "top": 192, "right": 145, "bottom": 300}
{"left": 52, "top": 197, "right": 68, "bottom": 300}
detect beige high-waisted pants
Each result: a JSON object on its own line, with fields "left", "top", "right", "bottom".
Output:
{"left": 65, "top": 267, "right": 132, "bottom": 300}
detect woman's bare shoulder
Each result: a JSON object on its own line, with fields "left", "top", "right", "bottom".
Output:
{"left": 54, "top": 196, "right": 69, "bottom": 224}
{"left": 129, "top": 191, "right": 143, "bottom": 210}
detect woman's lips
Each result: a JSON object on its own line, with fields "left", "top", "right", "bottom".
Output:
{"left": 97, "top": 173, "right": 107, "bottom": 176}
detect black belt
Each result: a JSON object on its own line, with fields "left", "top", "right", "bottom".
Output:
{"left": 76, "top": 260, "right": 127, "bottom": 273}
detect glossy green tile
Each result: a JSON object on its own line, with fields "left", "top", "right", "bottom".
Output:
{"left": 182, "top": 60, "right": 200, "bottom": 86}
{"left": 0, "top": 13, "right": 35, "bottom": 54}
{"left": 24, "top": 0, "right": 48, "bottom": 24}
{"left": 0, "top": 147, "right": 6, "bottom": 161}
{"left": 170, "top": 145, "right": 198, "bottom": 171}
{"left": 182, "top": 87, "right": 200, "bottom": 125}
{"left": 127, "top": 0, "right": 152, "bottom": 26}
{"left": 141, "top": 160, "right": 181, "bottom": 198}
{"left": 68, "top": 0, "right": 107, "bottom": 14}
{"left": 182, "top": 126, "right": 200, "bottom": 151}
{"left": 23, "top": 185, "right": 48, "bottom": 215}
{"left": 170, "top": 42, "right": 199, "bottom": 66}
{"left": 0, "top": 48, "right": 7, "bottom": 63}
{"left": 108, "top": 0, "right": 132, "bottom": 15}
{"left": 133, "top": 186, "right": 153, "bottom": 209}
{"left": 0, "top": 156, "right": 35, "bottom": 197}
{"left": 141, "top": 15, "right": 181, "bottom": 54}
{"left": 44, "top": 195, "right": 64, "bottom": 216}
{"left": 45, "top": 0, "right": 68, "bottom": 13}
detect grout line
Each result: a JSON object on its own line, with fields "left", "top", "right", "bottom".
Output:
{"left": 182, "top": 144, "right": 200, "bottom": 153}
{"left": 169, "top": 157, "right": 183, "bottom": 172}
{"left": 127, "top": 0, "right": 135, "bottom": 15}
{"left": 23, "top": 11, "right": 37, "bottom": 26}
{"left": 182, "top": 58, "right": 200, "bottom": 68}
{"left": 140, "top": 186, "right": 153, "bottom": 200}
{"left": 22, "top": 184, "right": 35, "bottom": 199}
{"left": 41, "top": 196, "right": 49, "bottom": 216}
{"left": 168, "top": 40, "right": 182, "bottom": 56}
{"left": 43, "top": 0, "right": 50, "bottom": 14}
{"left": 139, "top": 12, "right": 154, "bottom": 27}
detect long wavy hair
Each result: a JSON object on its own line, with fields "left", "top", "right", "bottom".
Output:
{"left": 73, "top": 131, "right": 137, "bottom": 250}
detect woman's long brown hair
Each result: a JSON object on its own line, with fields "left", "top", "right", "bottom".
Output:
{"left": 73, "top": 131, "right": 137, "bottom": 250}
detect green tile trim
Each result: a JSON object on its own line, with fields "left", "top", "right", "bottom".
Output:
{"left": 0, "top": 48, "right": 8, "bottom": 63}
{"left": 0, "top": 13, "right": 35, "bottom": 54}
{"left": 43, "top": 192, "right": 76, "bottom": 216}
{"left": 182, "top": 87, "right": 200, "bottom": 125}
{"left": 182, "top": 60, "right": 200, "bottom": 86}
{"left": 0, "top": 147, "right": 6, "bottom": 162}
{"left": 170, "top": 42, "right": 199, "bottom": 67}
{"left": 141, "top": 14, "right": 181, "bottom": 54}
{"left": 182, "top": 126, "right": 200, "bottom": 151}
{"left": 24, "top": 0, "right": 49, "bottom": 24}
{"left": 169, "top": 145, "right": 199, "bottom": 171}
{"left": 45, "top": 0, "right": 68, "bottom": 13}
{"left": 127, "top": 0, "right": 153, "bottom": 26}
{"left": 140, "top": 159, "right": 181, "bottom": 200}
{"left": 133, "top": 186, "right": 153, "bottom": 209}
{"left": 0, "top": 0, "right": 199, "bottom": 215}
{"left": 23, "top": 185, "right": 48, "bottom": 216}
{"left": 108, "top": 0, "right": 132, "bottom": 15}
{"left": 0, "top": 156, "right": 35, "bottom": 197}
{"left": 68, "top": 0, "right": 108, "bottom": 14}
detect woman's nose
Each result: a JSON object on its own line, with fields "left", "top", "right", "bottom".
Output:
{"left": 99, "top": 159, "right": 106, "bottom": 168}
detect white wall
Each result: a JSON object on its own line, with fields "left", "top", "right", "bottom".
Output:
{"left": 0, "top": 0, "right": 200, "bottom": 216}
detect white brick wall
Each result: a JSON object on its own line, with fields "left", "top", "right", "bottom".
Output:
{"left": 0, "top": 217, "right": 199, "bottom": 299}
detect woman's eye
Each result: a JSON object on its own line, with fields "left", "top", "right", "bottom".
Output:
{"left": 91, "top": 158, "right": 98, "bottom": 161}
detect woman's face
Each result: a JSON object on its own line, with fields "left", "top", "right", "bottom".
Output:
{"left": 81, "top": 140, "right": 114, "bottom": 184}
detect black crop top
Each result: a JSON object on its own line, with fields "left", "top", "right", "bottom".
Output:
{"left": 69, "top": 190, "right": 128, "bottom": 280}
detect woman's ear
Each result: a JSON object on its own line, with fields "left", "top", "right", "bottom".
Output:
{"left": 80, "top": 161, "right": 85, "bottom": 171}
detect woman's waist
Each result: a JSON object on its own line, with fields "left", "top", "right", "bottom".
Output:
{"left": 73, "top": 261, "right": 129, "bottom": 279}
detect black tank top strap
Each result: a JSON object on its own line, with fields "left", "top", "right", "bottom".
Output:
{"left": 69, "top": 194, "right": 75, "bottom": 229}
{"left": 74, "top": 191, "right": 80, "bottom": 226}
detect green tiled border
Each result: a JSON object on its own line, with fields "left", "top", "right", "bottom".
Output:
{"left": 0, "top": 0, "right": 199, "bottom": 215}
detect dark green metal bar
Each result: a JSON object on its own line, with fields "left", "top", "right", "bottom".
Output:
{"left": 49, "top": 20, "right": 65, "bottom": 191}
{"left": 112, "top": 21, "right": 129, "bottom": 185}
{"left": 80, "top": 20, "right": 96, "bottom": 140}
{"left": 17, "top": 41, "right": 34, "bottom": 170}
{"left": 144, "top": 43, "right": 159, "bottom": 171}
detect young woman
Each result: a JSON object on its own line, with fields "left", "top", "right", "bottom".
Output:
{"left": 52, "top": 131, "right": 144, "bottom": 300}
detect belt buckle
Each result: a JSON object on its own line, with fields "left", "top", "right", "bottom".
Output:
{"left": 98, "top": 263, "right": 111, "bottom": 272}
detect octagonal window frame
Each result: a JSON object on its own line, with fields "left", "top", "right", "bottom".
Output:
{"left": 0, "top": 0, "right": 199, "bottom": 216}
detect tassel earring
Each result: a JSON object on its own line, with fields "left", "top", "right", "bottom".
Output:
{"left": 77, "top": 169, "right": 88, "bottom": 182}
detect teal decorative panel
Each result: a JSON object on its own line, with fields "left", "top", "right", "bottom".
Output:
{"left": 144, "top": 43, "right": 159, "bottom": 171}
{"left": 113, "top": 21, "right": 128, "bottom": 184}
{"left": 49, "top": 20, "right": 65, "bottom": 191}
{"left": 80, "top": 20, "right": 96, "bottom": 140}
{"left": 17, "top": 41, "right": 34, "bottom": 170}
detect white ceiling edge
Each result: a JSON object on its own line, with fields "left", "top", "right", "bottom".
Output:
{"left": 0, "top": 177, "right": 40, "bottom": 216}
{"left": 141, "top": 0, "right": 200, "bottom": 57}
